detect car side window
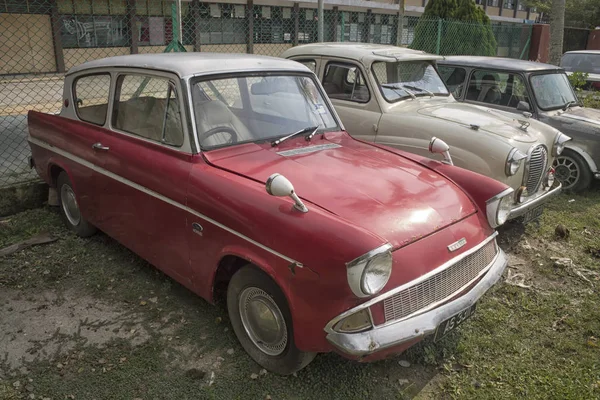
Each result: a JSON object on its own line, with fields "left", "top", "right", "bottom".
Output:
{"left": 296, "top": 60, "right": 317, "bottom": 73}
{"left": 467, "top": 70, "right": 529, "bottom": 109}
{"left": 73, "top": 74, "right": 111, "bottom": 126}
{"left": 322, "top": 63, "right": 370, "bottom": 103}
{"left": 438, "top": 66, "right": 466, "bottom": 98}
{"left": 112, "top": 74, "right": 184, "bottom": 147}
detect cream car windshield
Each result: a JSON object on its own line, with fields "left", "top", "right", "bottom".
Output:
{"left": 530, "top": 73, "right": 577, "bottom": 111}
{"left": 191, "top": 74, "right": 339, "bottom": 150}
{"left": 372, "top": 61, "right": 449, "bottom": 102}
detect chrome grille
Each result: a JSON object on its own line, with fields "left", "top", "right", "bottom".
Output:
{"left": 382, "top": 240, "right": 498, "bottom": 323}
{"left": 525, "top": 145, "right": 548, "bottom": 194}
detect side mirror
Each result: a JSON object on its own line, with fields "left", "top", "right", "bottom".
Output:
{"left": 428, "top": 137, "right": 454, "bottom": 165}
{"left": 265, "top": 173, "right": 308, "bottom": 213}
{"left": 517, "top": 101, "right": 530, "bottom": 112}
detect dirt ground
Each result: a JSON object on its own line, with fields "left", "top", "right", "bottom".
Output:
{"left": 1, "top": 188, "right": 599, "bottom": 399}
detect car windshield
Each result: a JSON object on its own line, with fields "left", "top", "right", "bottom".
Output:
{"left": 191, "top": 74, "right": 339, "bottom": 149}
{"left": 530, "top": 73, "right": 578, "bottom": 110}
{"left": 371, "top": 61, "right": 449, "bottom": 102}
{"left": 560, "top": 53, "right": 600, "bottom": 74}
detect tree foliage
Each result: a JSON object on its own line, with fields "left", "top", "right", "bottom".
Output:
{"left": 409, "top": 0, "right": 497, "bottom": 56}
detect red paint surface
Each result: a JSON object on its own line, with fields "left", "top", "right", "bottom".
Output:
{"left": 28, "top": 109, "right": 503, "bottom": 356}
{"left": 587, "top": 29, "right": 600, "bottom": 51}
{"left": 530, "top": 24, "right": 550, "bottom": 63}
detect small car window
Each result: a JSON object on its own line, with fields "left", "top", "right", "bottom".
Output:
{"left": 296, "top": 60, "right": 317, "bottom": 73}
{"left": 323, "top": 63, "right": 370, "bottom": 103}
{"left": 113, "top": 74, "right": 184, "bottom": 147}
{"left": 73, "top": 74, "right": 111, "bottom": 126}
{"left": 467, "top": 70, "right": 530, "bottom": 108}
{"left": 438, "top": 66, "right": 467, "bottom": 98}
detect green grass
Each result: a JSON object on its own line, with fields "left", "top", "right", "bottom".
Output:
{"left": 1, "top": 187, "right": 599, "bottom": 399}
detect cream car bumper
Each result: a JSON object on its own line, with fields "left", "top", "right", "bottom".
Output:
{"left": 508, "top": 181, "right": 562, "bottom": 220}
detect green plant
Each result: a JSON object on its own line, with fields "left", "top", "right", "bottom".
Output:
{"left": 567, "top": 71, "right": 590, "bottom": 91}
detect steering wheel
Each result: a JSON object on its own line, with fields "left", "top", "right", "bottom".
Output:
{"left": 199, "top": 126, "right": 239, "bottom": 146}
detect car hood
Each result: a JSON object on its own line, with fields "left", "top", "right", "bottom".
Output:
{"left": 558, "top": 106, "right": 600, "bottom": 127}
{"left": 203, "top": 133, "right": 477, "bottom": 249}
{"left": 415, "top": 102, "right": 542, "bottom": 143}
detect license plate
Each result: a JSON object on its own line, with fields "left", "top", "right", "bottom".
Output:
{"left": 522, "top": 205, "right": 544, "bottom": 224}
{"left": 433, "top": 304, "right": 477, "bottom": 342}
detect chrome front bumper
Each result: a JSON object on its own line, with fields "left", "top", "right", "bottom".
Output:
{"left": 508, "top": 181, "right": 562, "bottom": 220}
{"left": 325, "top": 248, "right": 508, "bottom": 357}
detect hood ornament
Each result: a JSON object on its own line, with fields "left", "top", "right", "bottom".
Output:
{"left": 517, "top": 119, "right": 530, "bottom": 131}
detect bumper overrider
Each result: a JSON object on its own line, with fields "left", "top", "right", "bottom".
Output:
{"left": 508, "top": 180, "right": 561, "bottom": 220}
{"left": 324, "top": 239, "right": 508, "bottom": 357}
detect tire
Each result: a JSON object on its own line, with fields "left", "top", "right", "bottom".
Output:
{"left": 56, "top": 172, "right": 97, "bottom": 237}
{"left": 227, "top": 266, "right": 316, "bottom": 375}
{"left": 553, "top": 149, "right": 592, "bottom": 193}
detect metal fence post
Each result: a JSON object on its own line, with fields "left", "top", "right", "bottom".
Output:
{"left": 127, "top": 0, "right": 138, "bottom": 55}
{"left": 436, "top": 18, "right": 442, "bottom": 54}
{"left": 333, "top": 6, "right": 339, "bottom": 42}
{"left": 366, "top": 9, "right": 372, "bottom": 43}
{"left": 247, "top": 0, "right": 254, "bottom": 54}
{"left": 192, "top": 0, "right": 201, "bottom": 52}
{"left": 318, "top": 0, "right": 324, "bottom": 42}
{"left": 396, "top": 0, "right": 405, "bottom": 47}
{"left": 293, "top": 3, "right": 299, "bottom": 46}
{"left": 49, "top": 0, "right": 65, "bottom": 72}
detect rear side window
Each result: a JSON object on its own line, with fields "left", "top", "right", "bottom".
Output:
{"left": 323, "top": 63, "right": 370, "bottom": 103}
{"left": 73, "top": 74, "right": 111, "bottom": 126}
{"left": 112, "top": 74, "right": 184, "bottom": 147}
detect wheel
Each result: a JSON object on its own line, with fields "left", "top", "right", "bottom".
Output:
{"left": 553, "top": 149, "right": 592, "bottom": 192}
{"left": 56, "top": 172, "right": 97, "bottom": 237}
{"left": 227, "top": 266, "right": 316, "bottom": 375}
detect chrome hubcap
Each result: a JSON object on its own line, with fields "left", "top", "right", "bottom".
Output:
{"left": 553, "top": 156, "right": 580, "bottom": 189}
{"left": 60, "top": 184, "right": 81, "bottom": 226}
{"left": 239, "top": 287, "right": 287, "bottom": 356}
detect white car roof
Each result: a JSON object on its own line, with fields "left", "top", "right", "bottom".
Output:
{"left": 282, "top": 43, "right": 443, "bottom": 65}
{"left": 564, "top": 50, "right": 600, "bottom": 55}
{"left": 67, "top": 52, "right": 311, "bottom": 78}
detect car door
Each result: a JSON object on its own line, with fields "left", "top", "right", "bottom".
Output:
{"left": 465, "top": 69, "right": 533, "bottom": 115}
{"left": 91, "top": 71, "right": 194, "bottom": 284}
{"left": 317, "top": 60, "right": 382, "bottom": 142}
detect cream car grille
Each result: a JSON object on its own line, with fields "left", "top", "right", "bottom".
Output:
{"left": 382, "top": 240, "right": 497, "bottom": 323}
{"left": 525, "top": 145, "right": 548, "bottom": 194}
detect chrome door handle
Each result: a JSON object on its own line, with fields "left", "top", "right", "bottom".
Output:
{"left": 92, "top": 142, "right": 109, "bottom": 151}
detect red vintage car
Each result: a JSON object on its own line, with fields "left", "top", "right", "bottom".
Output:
{"left": 28, "top": 53, "right": 511, "bottom": 374}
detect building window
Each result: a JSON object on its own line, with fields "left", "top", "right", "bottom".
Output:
{"left": 475, "top": 0, "right": 484, "bottom": 5}
{"left": 530, "top": 7, "right": 537, "bottom": 12}
{"left": 487, "top": 0, "right": 499, "bottom": 6}
{"left": 518, "top": 1, "right": 527, "bottom": 10}
{"left": 503, "top": 0, "right": 515, "bottom": 9}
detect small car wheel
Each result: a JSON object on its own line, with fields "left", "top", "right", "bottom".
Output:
{"left": 227, "top": 266, "right": 316, "bottom": 375}
{"left": 553, "top": 149, "right": 592, "bottom": 193}
{"left": 56, "top": 172, "right": 97, "bottom": 237}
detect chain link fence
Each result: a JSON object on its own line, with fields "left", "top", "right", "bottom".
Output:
{"left": 1, "top": 0, "right": 533, "bottom": 188}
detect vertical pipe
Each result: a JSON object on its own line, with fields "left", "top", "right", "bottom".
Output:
{"left": 333, "top": 6, "right": 339, "bottom": 42}
{"left": 192, "top": 0, "right": 201, "bottom": 52}
{"left": 436, "top": 18, "right": 442, "bottom": 54}
{"left": 395, "top": 0, "right": 404, "bottom": 47}
{"left": 293, "top": 3, "right": 299, "bottom": 46}
{"left": 247, "top": 0, "right": 254, "bottom": 53}
{"left": 366, "top": 9, "right": 372, "bottom": 43}
{"left": 49, "top": 0, "right": 65, "bottom": 72}
{"left": 176, "top": 0, "right": 183, "bottom": 43}
{"left": 127, "top": 0, "right": 138, "bottom": 54}
{"left": 318, "top": 0, "right": 324, "bottom": 42}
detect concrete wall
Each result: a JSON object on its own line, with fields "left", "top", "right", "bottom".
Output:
{"left": 0, "top": 14, "right": 56, "bottom": 74}
{"left": 487, "top": 6, "right": 500, "bottom": 16}
{"left": 516, "top": 11, "right": 527, "bottom": 19}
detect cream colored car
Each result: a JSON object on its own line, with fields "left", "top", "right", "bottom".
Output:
{"left": 282, "top": 43, "right": 569, "bottom": 223}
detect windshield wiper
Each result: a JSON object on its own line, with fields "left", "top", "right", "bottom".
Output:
{"left": 562, "top": 100, "right": 577, "bottom": 111}
{"left": 271, "top": 126, "right": 319, "bottom": 147}
{"left": 382, "top": 83, "right": 416, "bottom": 99}
{"left": 403, "top": 84, "right": 434, "bottom": 98}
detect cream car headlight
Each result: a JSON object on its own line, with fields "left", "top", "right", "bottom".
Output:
{"left": 552, "top": 132, "right": 571, "bottom": 157}
{"left": 486, "top": 188, "right": 515, "bottom": 228}
{"left": 505, "top": 148, "right": 527, "bottom": 176}
{"left": 347, "top": 244, "right": 393, "bottom": 298}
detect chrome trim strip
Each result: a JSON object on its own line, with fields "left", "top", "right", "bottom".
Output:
{"left": 277, "top": 143, "right": 341, "bottom": 156}
{"left": 325, "top": 233, "right": 498, "bottom": 333}
{"left": 28, "top": 136, "right": 302, "bottom": 267}
{"left": 485, "top": 188, "right": 514, "bottom": 205}
{"left": 346, "top": 243, "right": 393, "bottom": 268}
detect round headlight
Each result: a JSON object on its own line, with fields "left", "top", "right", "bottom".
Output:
{"left": 505, "top": 148, "right": 527, "bottom": 176}
{"left": 361, "top": 252, "right": 393, "bottom": 295}
{"left": 486, "top": 188, "right": 515, "bottom": 228}
{"left": 497, "top": 194, "right": 513, "bottom": 226}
